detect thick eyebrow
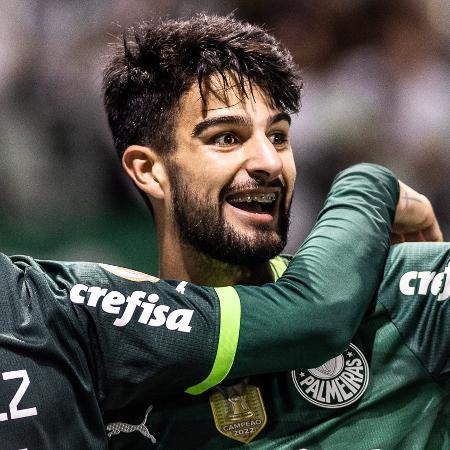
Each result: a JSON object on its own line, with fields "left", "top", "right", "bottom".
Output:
{"left": 268, "top": 112, "right": 291, "bottom": 127}
{"left": 191, "top": 111, "right": 291, "bottom": 138}
{"left": 191, "top": 115, "right": 252, "bottom": 138}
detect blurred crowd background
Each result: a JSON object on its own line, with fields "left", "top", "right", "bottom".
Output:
{"left": 0, "top": 0, "right": 449, "bottom": 272}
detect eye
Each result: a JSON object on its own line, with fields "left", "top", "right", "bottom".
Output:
{"left": 211, "top": 133, "right": 240, "bottom": 146}
{"left": 269, "top": 132, "right": 288, "bottom": 146}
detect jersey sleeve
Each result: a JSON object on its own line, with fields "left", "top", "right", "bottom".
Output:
{"left": 223, "top": 162, "right": 399, "bottom": 380}
{"left": 0, "top": 254, "right": 225, "bottom": 411}
{"left": 377, "top": 242, "right": 450, "bottom": 389}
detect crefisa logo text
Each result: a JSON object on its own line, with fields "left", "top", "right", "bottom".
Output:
{"left": 70, "top": 284, "right": 193, "bottom": 332}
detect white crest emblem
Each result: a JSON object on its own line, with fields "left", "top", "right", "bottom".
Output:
{"left": 292, "top": 344, "right": 369, "bottom": 409}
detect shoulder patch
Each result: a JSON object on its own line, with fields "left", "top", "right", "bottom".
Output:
{"left": 99, "top": 264, "right": 159, "bottom": 283}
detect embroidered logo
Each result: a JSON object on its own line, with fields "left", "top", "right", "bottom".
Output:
{"left": 209, "top": 381, "right": 267, "bottom": 444}
{"left": 292, "top": 344, "right": 369, "bottom": 409}
{"left": 107, "top": 405, "right": 156, "bottom": 443}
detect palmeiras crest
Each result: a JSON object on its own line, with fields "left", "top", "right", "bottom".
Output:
{"left": 292, "top": 343, "right": 369, "bottom": 409}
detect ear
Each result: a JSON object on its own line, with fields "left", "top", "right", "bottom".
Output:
{"left": 122, "top": 145, "right": 168, "bottom": 200}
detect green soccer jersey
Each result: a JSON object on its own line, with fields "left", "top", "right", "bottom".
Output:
{"left": 0, "top": 164, "right": 397, "bottom": 449}
{"left": 109, "top": 249, "right": 450, "bottom": 450}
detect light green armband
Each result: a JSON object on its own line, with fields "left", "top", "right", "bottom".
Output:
{"left": 185, "top": 286, "right": 241, "bottom": 395}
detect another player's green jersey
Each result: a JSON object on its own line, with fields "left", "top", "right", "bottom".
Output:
{"left": 0, "top": 164, "right": 397, "bottom": 449}
{"left": 109, "top": 249, "right": 450, "bottom": 449}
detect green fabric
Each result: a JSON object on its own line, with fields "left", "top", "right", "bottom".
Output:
{"left": 186, "top": 286, "right": 241, "bottom": 394}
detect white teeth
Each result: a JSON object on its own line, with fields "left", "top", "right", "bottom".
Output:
{"left": 229, "top": 193, "right": 276, "bottom": 203}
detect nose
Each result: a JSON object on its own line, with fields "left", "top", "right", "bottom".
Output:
{"left": 244, "top": 134, "right": 283, "bottom": 184}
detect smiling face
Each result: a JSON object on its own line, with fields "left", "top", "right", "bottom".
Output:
{"left": 163, "top": 78, "right": 296, "bottom": 265}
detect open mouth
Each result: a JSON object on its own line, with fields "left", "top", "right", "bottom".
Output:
{"left": 226, "top": 191, "right": 278, "bottom": 214}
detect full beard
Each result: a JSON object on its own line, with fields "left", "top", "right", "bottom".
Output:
{"left": 168, "top": 169, "right": 290, "bottom": 266}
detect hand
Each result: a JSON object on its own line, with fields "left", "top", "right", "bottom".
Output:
{"left": 391, "top": 181, "right": 444, "bottom": 244}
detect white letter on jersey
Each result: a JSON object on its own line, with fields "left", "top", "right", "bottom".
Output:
{"left": 138, "top": 294, "right": 159, "bottom": 324}
{"left": 166, "top": 309, "right": 193, "bottom": 333}
{"left": 430, "top": 272, "right": 445, "bottom": 296}
{"left": 113, "top": 292, "right": 145, "bottom": 327}
{"left": 2, "top": 370, "right": 37, "bottom": 419}
{"left": 70, "top": 284, "right": 88, "bottom": 304}
{"left": 417, "top": 272, "right": 436, "bottom": 295}
{"left": 176, "top": 281, "right": 188, "bottom": 295}
{"left": 437, "top": 263, "right": 450, "bottom": 301}
{"left": 102, "top": 291, "right": 125, "bottom": 314}
{"left": 399, "top": 271, "right": 418, "bottom": 295}
{"left": 87, "top": 286, "right": 108, "bottom": 307}
{"left": 148, "top": 305, "right": 170, "bottom": 327}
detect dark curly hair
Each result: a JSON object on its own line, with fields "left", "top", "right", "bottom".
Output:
{"left": 103, "top": 13, "right": 302, "bottom": 157}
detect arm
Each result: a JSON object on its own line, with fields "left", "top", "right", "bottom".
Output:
{"left": 222, "top": 163, "right": 400, "bottom": 380}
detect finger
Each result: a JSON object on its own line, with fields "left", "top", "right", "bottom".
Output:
{"left": 390, "top": 233, "right": 405, "bottom": 245}
{"left": 422, "top": 222, "right": 444, "bottom": 242}
{"left": 403, "top": 231, "right": 425, "bottom": 242}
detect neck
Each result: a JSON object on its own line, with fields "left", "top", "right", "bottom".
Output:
{"left": 159, "top": 240, "right": 274, "bottom": 286}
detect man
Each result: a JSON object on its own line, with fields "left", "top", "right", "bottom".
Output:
{"left": 102, "top": 14, "right": 447, "bottom": 450}
{"left": 0, "top": 10, "right": 438, "bottom": 450}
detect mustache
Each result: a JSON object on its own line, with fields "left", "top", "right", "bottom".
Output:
{"left": 220, "top": 178, "right": 285, "bottom": 199}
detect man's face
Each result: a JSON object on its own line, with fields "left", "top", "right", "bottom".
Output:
{"left": 165, "top": 80, "right": 296, "bottom": 265}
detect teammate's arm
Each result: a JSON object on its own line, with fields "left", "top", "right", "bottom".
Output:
{"left": 225, "top": 164, "right": 442, "bottom": 380}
